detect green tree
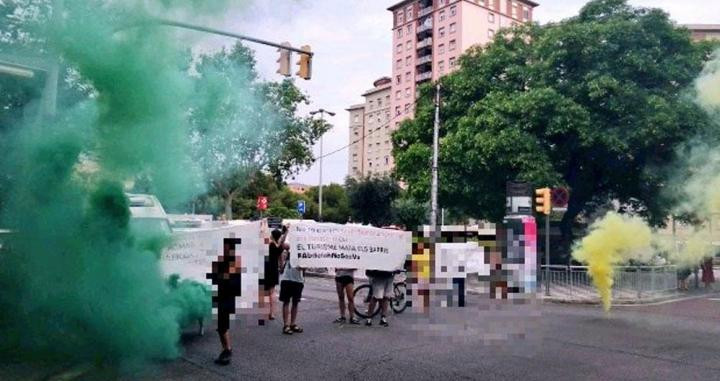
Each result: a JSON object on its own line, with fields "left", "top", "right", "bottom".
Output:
{"left": 304, "top": 183, "right": 351, "bottom": 223}
{"left": 393, "top": 0, "right": 717, "bottom": 256}
{"left": 190, "top": 43, "right": 329, "bottom": 219}
{"left": 391, "top": 197, "right": 427, "bottom": 230}
{"left": 346, "top": 176, "right": 400, "bottom": 227}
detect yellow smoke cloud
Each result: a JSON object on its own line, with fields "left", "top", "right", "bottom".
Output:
{"left": 572, "top": 212, "right": 652, "bottom": 311}
{"left": 696, "top": 50, "right": 720, "bottom": 110}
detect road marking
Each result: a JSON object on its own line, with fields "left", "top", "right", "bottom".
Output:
{"left": 618, "top": 293, "right": 720, "bottom": 307}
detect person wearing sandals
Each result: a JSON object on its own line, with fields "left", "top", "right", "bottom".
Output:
{"left": 278, "top": 238, "right": 305, "bottom": 335}
{"left": 264, "top": 225, "right": 288, "bottom": 321}
{"left": 334, "top": 268, "right": 360, "bottom": 325}
{"left": 365, "top": 269, "right": 394, "bottom": 327}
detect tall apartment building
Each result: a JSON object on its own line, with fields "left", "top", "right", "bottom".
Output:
{"left": 685, "top": 24, "right": 720, "bottom": 42}
{"left": 389, "top": 0, "right": 538, "bottom": 129}
{"left": 346, "top": 77, "right": 393, "bottom": 178}
{"left": 347, "top": 0, "right": 538, "bottom": 179}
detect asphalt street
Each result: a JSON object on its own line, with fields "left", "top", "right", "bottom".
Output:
{"left": 111, "top": 277, "right": 720, "bottom": 381}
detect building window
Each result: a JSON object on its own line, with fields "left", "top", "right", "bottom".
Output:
{"left": 449, "top": 56, "right": 456, "bottom": 67}
{"left": 385, "top": 156, "right": 389, "bottom": 165}
{"left": 406, "top": 5, "right": 413, "bottom": 19}
{"left": 512, "top": 2, "right": 518, "bottom": 19}
{"left": 439, "top": 0, "right": 447, "bottom": 5}
{"left": 396, "top": 59, "right": 402, "bottom": 68}
{"left": 439, "top": 60, "right": 445, "bottom": 74}
{"left": 407, "top": 24, "right": 412, "bottom": 34}
{"left": 449, "top": 39, "right": 456, "bottom": 50}
{"left": 406, "top": 71, "right": 412, "bottom": 82}
{"left": 439, "top": 27, "right": 445, "bottom": 38}
{"left": 397, "top": 11, "right": 404, "bottom": 24}
{"left": 449, "top": 23, "right": 456, "bottom": 34}
{"left": 353, "top": 115, "right": 359, "bottom": 123}
{"left": 439, "top": 43, "right": 445, "bottom": 54}
{"left": 406, "top": 56, "right": 411, "bottom": 66}
{"left": 396, "top": 90, "right": 401, "bottom": 100}
{"left": 404, "top": 103, "right": 410, "bottom": 114}
{"left": 396, "top": 75, "right": 401, "bottom": 85}
{"left": 397, "top": 28, "right": 403, "bottom": 38}
{"left": 439, "top": 10, "right": 446, "bottom": 21}
{"left": 523, "top": 7, "right": 530, "bottom": 20}
{"left": 377, "top": 98, "right": 382, "bottom": 107}
{"left": 450, "top": 5, "right": 457, "bottom": 17}
{"left": 396, "top": 43, "right": 403, "bottom": 53}
{"left": 488, "top": 12, "right": 495, "bottom": 23}
{"left": 406, "top": 41, "right": 412, "bottom": 51}
{"left": 488, "top": 29, "right": 495, "bottom": 38}
{"left": 405, "top": 88, "right": 410, "bottom": 98}
{"left": 395, "top": 106, "right": 401, "bottom": 116}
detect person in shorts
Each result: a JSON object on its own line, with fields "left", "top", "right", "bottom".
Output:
{"left": 365, "top": 269, "right": 394, "bottom": 327}
{"left": 279, "top": 243, "right": 305, "bottom": 335}
{"left": 263, "top": 225, "right": 288, "bottom": 321}
{"left": 207, "top": 238, "right": 242, "bottom": 365}
{"left": 334, "top": 268, "right": 360, "bottom": 324}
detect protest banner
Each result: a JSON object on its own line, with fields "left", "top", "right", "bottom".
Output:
{"left": 161, "top": 220, "right": 263, "bottom": 309}
{"left": 287, "top": 221, "right": 410, "bottom": 271}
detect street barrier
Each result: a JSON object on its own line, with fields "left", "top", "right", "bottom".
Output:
{"left": 539, "top": 265, "right": 677, "bottom": 301}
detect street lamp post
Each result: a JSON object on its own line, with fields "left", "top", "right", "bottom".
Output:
{"left": 309, "top": 109, "right": 335, "bottom": 222}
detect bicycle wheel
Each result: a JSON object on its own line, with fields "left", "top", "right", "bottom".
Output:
{"left": 391, "top": 282, "right": 408, "bottom": 314}
{"left": 353, "top": 284, "right": 380, "bottom": 318}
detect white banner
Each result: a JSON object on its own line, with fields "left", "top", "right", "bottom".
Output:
{"left": 287, "top": 221, "right": 410, "bottom": 271}
{"left": 160, "top": 221, "right": 263, "bottom": 309}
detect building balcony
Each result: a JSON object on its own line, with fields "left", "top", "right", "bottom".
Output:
{"left": 416, "top": 37, "right": 433, "bottom": 50}
{"left": 416, "top": 21, "right": 433, "bottom": 38}
{"left": 416, "top": 54, "right": 433, "bottom": 66}
{"left": 418, "top": 6, "right": 433, "bottom": 18}
{"left": 419, "top": 0, "right": 433, "bottom": 7}
{"left": 416, "top": 71, "right": 433, "bottom": 83}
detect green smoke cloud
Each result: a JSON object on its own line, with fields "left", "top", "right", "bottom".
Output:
{"left": 0, "top": 0, "right": 251, "bottom": 372}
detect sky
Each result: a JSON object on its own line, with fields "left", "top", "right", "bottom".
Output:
{"left": 197, "top": 0, "right": 720, "bottom": 186}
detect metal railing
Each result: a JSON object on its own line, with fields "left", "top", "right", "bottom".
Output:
{"left": 417, "top": 21, "right": 433, "bottom": 34}
{"left": 416, "top": 37, "right": 433, "bottom": 49}
{"left": 418, "top": 6, "right": 434, "bottom": 18}
{"left": 539, "top": 265, "right": 678, "bottom": 300}
{"left": 416, "top": 71, "right": 433, "bottom": 82}
{"left": 416, "top": 55, "right": 433, "bottom": 65}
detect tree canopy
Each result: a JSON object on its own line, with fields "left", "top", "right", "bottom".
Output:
{"left": 346, "top": 175, "right": 400, "bottom": 227}
{"left": 189, "top": 43, "right": 329, "bottom": 218}
{"left": 393, "top": 0, "right": 718, "bottom": 248}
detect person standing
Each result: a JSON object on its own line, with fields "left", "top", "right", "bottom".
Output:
{"left": 264, "top": 225, "right": 288, "bottom": 321}
{"left": 208, "top": 238, "right": 243, "bottom": 366}
{"left": 365, "top": 269, "right": 393, "bottom": 327}
{"left": 279, "top": 237, "right": 305, "bottom": 335}
{"left": 334, "top": 268, "right": 360, "bottom": 324}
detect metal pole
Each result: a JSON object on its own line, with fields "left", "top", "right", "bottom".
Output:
{"left": 545, "top": 213, "right": 550, "bottom": 296}
{"left": 430, "top": 83, "right": 440, "bottom": 229}
{"left": 309, "top": 109, "right": 335, "bottom": 222}
{"left": 153, "top": 19, "right": 314, "bottom": 56}
{"left": 319, "top": 130, "right": 324, "bottom": 222}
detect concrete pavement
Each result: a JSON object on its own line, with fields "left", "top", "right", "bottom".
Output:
{"left": 118, "top": 277, "right": 720, "bottom": 381}
{"left": 4, "top": 277, "right": 720, "bottom": 380}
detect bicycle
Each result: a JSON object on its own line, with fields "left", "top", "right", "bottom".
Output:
{"left": 353, "top": 270, "right": 408, "bottom": 318}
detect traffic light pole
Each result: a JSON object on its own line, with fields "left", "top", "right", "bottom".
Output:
{"left": 153, "top": 19, "right": 314, "bottom": 57}
{"left": 545, "top": 213, "right": 550, "bottom": 296}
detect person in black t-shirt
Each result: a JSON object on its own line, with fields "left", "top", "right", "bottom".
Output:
{"left": 208, "top": 238, "right": 242, "bottom": 366}
{"left": 264, "top": 225, "right": 288, "bottom": 320}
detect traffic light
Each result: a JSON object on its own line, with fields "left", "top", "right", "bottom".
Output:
{"left": 296, "top": 45, "right": 312, "bottom": 80}
{"left": 277, "top": 42, "right": 291, "bottom": 77}
{"left": 535, "top": 187, "right": 551, "bottom": 215}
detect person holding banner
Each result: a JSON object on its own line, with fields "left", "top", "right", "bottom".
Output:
{"left": 264, "top": 225, "right": 288, "bottom": 321}
{"left": 279, "top": 240, "right": 305, "bottom": 335}
{"left": 334, "top": 268, "right": 360, "bottom": 324}
{"left": 365, "top": 269, "right": 393, "bottom": 327}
